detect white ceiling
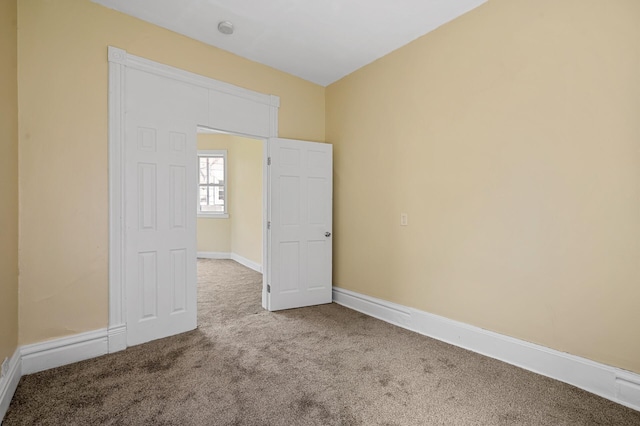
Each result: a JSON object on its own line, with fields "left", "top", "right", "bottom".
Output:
{"left": 92, "top": 0, "right": 487, "bottom": 86}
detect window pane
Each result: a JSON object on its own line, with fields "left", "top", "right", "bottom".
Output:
{"left": 199, "top": 184, "right": 225, "bottom": 212}
{"left": 198, "top": 154, "right": 226, "bottom": 213}
{"left": 199, "top": 158, "right": 209, "bottom": 184}
{"left": 199, "top": 157, "right": 224, "bottom": 185}
{"left": 210, "top": 157, "right": 224, "bottom": 184}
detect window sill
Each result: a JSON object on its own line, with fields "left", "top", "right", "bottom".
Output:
{"left": 197, "top": 213, "right": 229, "bottom": 219}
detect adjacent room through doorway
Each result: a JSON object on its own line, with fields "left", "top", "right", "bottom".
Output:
{"left": 196, "top": 129, "right": 265, "bottom": 310}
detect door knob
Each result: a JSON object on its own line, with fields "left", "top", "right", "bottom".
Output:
{"left": 325, "top": 232, "right": 331, "bottom": 237}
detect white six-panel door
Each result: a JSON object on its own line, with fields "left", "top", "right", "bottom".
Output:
{"left": 124, "top": 68, "right": 207, "bottom": 346}
{"left": 268, "top": 138, "right": 333, "bottom": 310}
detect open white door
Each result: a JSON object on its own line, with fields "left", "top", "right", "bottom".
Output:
{"left": 268, "top": 138, "right": 333, "bottom": 311}
{"left": 124, "top": 69, "right": 206, "bottom": 346}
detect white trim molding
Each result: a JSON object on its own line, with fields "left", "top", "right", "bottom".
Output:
{"left": 108, "top": 47, "right": 278, "bottom": 107}
{"left": 197, "top": 252, "right": 262, "bottom": 273}
{"left": 332, "top": 287, "right": 640, "bottom": 412}
{"left": 108, "top": 46, "right": 126, "bottom": 341}
{"left": 108, "top": 325, "right": 127, "bottom": 354}
{"left": 230, "top": 253, "right": 263, "bottom": 273}
{"left": 197, "top": 251, "right": 231, "bottom": 260}
{"left": 0, "top": 348, "right": 21, "bottom": 422}
{"left": 20, "top": 329, "right": 108, "bottom": 375}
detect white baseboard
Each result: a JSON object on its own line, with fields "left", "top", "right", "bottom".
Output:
{"left": 108, "top": 325, "right": 127, "bottom": 354}
{"left": 230, "top": 253, "right": 262, "bottom": 273}
{"left": 332, "top": 287, "right": 640, "bottom": 412}
{"left": 198, "top": 251, "right": 262, "bottom": 273}
{"left": 21, "top": 329, "right": 109, "bottom": 375}
{"left": 197, "top": 251, "right": 231, "bottom": 260}
{"left": 0, "top": 348, "right": 22, "bottom": 423}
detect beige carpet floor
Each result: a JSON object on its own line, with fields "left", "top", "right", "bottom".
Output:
{"left": 3, "top": 259, "right": 639, "bottom": 425}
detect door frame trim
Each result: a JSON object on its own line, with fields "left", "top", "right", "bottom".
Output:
{"left": 108, "top": 46, "right": 278, "bottom": 353}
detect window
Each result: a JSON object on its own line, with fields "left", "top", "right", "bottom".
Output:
{"left": 198, "top": 150, "right": 228, "bottom": 217}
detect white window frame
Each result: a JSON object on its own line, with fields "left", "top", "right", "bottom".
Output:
{"left": 197, "top": 149, "right": 229, "bottom": 218}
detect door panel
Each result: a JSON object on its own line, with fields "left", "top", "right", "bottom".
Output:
{"left": 268, "top": 138, "right": 333, "bottom": 311}
{"left": 124, "top": 69, "right": 206, "bottom": 346}
{"left": 170, "top": 249, "right": 187, "bottom": 313}
{"left": 169, "top": 165, "right": 186, "bottom": 229}
{"left": 138, "top": 251, "right": 158, "bottom": 320}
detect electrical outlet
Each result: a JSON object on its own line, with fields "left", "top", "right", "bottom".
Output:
{"left": 400, "top": 213, "right": 408, "bottom": 226}
{"left": 1, "top": 357, "right": 8, "bottom": 379}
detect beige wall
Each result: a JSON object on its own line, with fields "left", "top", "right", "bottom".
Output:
{"left": 17, "top": 0, "right": 324, "bottom": 345}
{"left": 0, "top": 0, "right": 19, "bottom": 363}
{"left": 197, "top": 134, "right": 263, "bottom": 265}
{"left": 229, "top": 136, "right": 263, "bottom": 265}
{"left": 327, "top": 0, "right": 640, "bottom": 373}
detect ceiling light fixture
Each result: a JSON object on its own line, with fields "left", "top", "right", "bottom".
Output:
{"left": 217, "top": 21, "right": 234, "bottom": 35}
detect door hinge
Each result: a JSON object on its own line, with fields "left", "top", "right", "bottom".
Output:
{"left": 267, "top": 284, "right": 271, "bottom": 293}
{"left": 267, "top": 221, "right": 271, "bottom": 230}
{"left": 267, "top": 157, "right": 271, "bottom": 166}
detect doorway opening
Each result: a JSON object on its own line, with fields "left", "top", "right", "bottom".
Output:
{"left": 195, "top": 128, "right": 265, "bottom": 313}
